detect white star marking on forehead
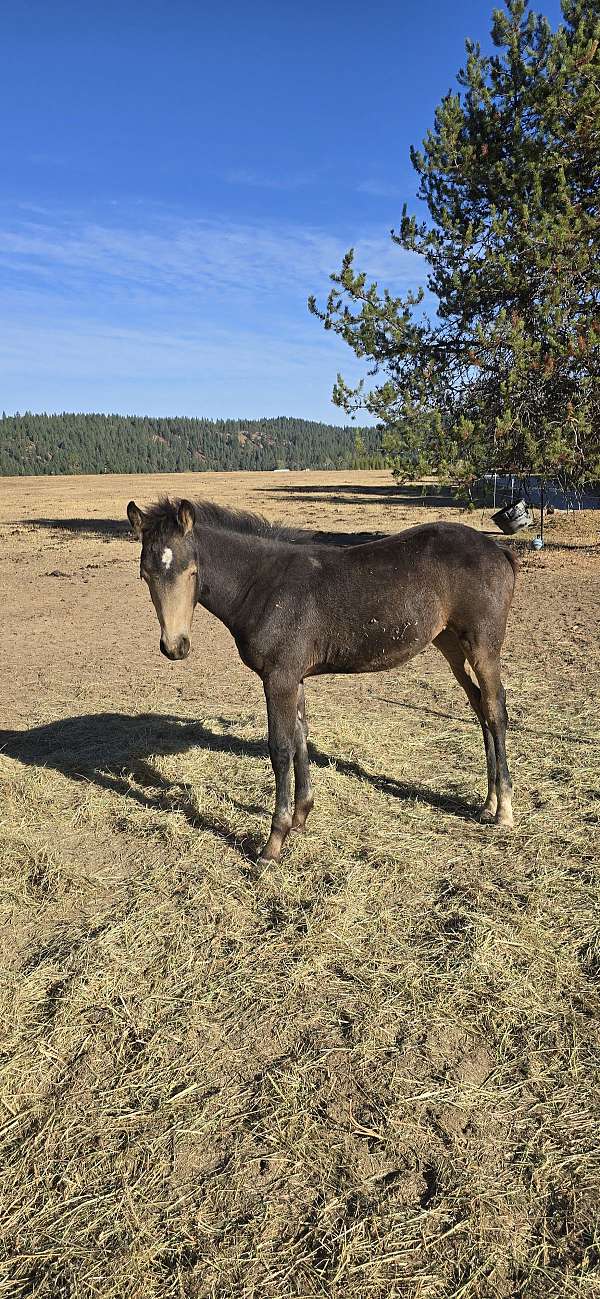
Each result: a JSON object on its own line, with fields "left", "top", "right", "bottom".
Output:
{"left": 161, "top": 547, "right": 173, "bottom": 570}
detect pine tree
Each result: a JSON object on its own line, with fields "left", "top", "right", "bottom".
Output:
{"left": 309, "top": 0, "right": 600, "bottom": 494}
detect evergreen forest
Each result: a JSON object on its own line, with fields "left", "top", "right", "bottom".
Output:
{"left": 0, "top": 413, "right": 383, "bottom": 477}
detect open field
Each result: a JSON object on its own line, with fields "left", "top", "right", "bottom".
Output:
{"left": 1, "top": 469, "right": 599, "bottom": 1298}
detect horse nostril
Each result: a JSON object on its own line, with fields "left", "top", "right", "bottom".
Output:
{"left": 160, "top": 637, "right": 189, "bottom": 660}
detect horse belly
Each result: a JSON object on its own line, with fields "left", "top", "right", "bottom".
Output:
{"left": 315, "top": 615, "right": 436, "bottom": 675}
{"left": 359, "top": 624, "right": 432, "bottom": 671}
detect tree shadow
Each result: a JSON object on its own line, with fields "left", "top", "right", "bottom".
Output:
{"left": 19, "top": 516, "right": 385, "bottom": 547}
{"left": 538, "top": 539, "right": 600, "bottom": 552}
{"left": 259, "top": 482, "right": 467, "bottom": 508}
{"left": 17, "top": 518, "right": 130, "bottom": 539}
{"left": 258, "top": 486, "right": 600, "bottom": 550}
{"left": 17, "top": 498, "right": 599, "bottom": 554}
{"left": 0, "top": 710, "right": 481, "bottom": 854}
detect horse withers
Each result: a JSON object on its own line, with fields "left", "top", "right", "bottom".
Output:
{"left": 127, "top": 497, "right": 518, "bottom": 863}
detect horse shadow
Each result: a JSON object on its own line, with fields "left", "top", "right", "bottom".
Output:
{"left": 0, "top": 711, "right": 480, "bottom": 859}
{"left": 0, "top": 712, "right": 266, "bottom": 861}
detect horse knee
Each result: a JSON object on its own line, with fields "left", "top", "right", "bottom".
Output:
{"left": 269, "top": 741, "right": 294, "bottom": 766}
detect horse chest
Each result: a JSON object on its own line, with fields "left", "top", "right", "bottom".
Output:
{"left": 234, "top": 634, "right": 264, "bottom": 674}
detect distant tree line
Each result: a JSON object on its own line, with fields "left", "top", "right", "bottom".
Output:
{"left": 0, "top": 413, "right": 385, "bottom": 477}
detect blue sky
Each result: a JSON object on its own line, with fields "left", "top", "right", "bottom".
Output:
{"left": 1, "top": 0, "right": 563, "bottom": 422}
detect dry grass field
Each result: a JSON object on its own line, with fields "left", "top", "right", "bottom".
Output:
{"left": 1, "top": 470, "right": 599, "bottom": 1299}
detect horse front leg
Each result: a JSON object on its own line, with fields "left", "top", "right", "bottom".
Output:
{"left": 260, "top": 676, "right": 299, "bottom": 864}
{"left": 292, "top": 681, "right": 314, "bottom": 832}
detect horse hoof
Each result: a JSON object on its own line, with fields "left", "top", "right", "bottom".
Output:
{"left": 495, "top": 814, "right": 514, "bottom": 830}
{"left": 479, "top": 808, "right": 496, "bottom": 824}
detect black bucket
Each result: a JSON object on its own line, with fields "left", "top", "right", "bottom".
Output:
{"left": 492, "top": 499, "right": 533, "bottom": 534}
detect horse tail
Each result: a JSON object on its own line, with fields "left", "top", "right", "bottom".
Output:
{"left": 497, "top": 542, "right": 519, "bottom": 587}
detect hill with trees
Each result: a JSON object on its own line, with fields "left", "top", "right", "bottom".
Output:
{"left": 0, "top": 413, "right": 383, "bottom": 476}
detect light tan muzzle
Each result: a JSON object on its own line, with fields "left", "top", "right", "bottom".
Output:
{"left": 148, "top": 566, "right": 197, "bottom": 660}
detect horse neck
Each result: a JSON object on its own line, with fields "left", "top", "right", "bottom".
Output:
{"left": 194, "top": 525, "right": 266, "bottom": 631}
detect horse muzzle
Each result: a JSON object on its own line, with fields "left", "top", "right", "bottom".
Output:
{"left": 160, "top": 635, "right": 191, "bottom": 661}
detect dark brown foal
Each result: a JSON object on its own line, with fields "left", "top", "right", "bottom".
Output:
{"left": 127, "top": 497, "right": 518, "bottom": 862}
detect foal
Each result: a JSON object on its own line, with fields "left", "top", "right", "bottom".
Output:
{"left": 127, "top": 497, "right": 518, "bottom": 863}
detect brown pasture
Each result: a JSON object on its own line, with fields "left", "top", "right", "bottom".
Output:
{"left": 1, "top": 470, "right": 599, "bottom": 1299}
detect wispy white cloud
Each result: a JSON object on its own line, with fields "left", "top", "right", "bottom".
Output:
{"left": 0, "top": 206, "right": 424, "bottom": 304}
{"left": 1, "top": 317, "right": 346, "bottom": 379}
{"left": 0, "top": 314, "right": 373, "bottom": 421}
{"left": 0, "top": 201, "right": 428, "bottom": 417}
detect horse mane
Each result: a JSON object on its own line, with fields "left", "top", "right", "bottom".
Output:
{"left": 142, "top": 497, "right": 314, "bottom": 545}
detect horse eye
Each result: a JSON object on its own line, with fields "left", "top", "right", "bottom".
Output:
{"left": 189, "top": 568, "right": 198, "bottom": 578}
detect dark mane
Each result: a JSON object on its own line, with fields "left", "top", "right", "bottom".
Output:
{"left": 143, "top": 496, "right": 313, "bottom": 545}
{"left": 142, "top": 497, "right": 383, "bottom": 548}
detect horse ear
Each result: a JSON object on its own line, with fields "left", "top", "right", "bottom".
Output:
{"left": 177, "top": 500, "right": 195, "bottom": 535}
{"left": 127, "top": 501, "right": 146, "bottom": 539}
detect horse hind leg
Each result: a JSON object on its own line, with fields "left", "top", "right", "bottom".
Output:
{"left": 292, "top": 681, "right": 314, "bottom": 832}
{"left": 434, "top": 629, "right": 498, "bottom": 822}
{"left": 459, "top": 635, "right": 514, "bottom": 829}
